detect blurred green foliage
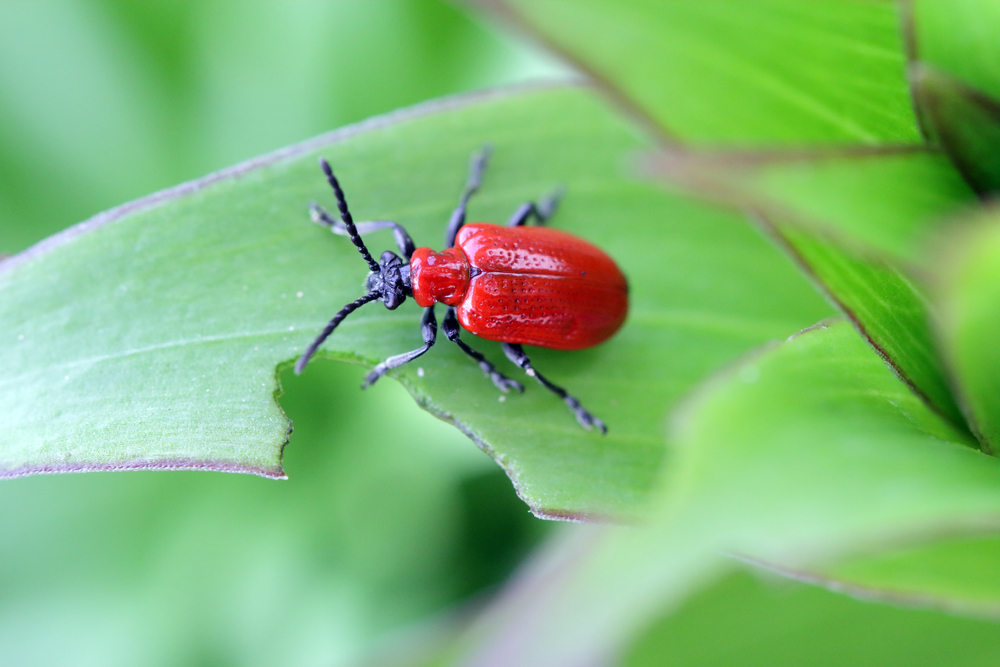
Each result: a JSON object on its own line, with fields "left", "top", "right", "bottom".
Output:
{"left": 0, "top": 0, "right": 562, "bottom": 255}
{"left": 624, "top": 569, "right": 1000, "bottom": 667}
{"left": 0, "top": 363, "right": 548, "bottom": 666}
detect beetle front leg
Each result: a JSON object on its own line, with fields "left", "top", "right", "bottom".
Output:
{"left": 441, "top": 308, "right": 524, "bottom": 393}
{"left": 445, "top": 145, "right": 492, "bottom": 248}
{"left": 501, "top": 343, "right": 607, "bottom": 434}
{"left": 310, "top": 203, "right": 416, "bottom": 260}
{"left": 362, "top": 306, "right": 437, "bottom": 388}
{"left": 506, "top": 187, "right": 564, "bottom": 227}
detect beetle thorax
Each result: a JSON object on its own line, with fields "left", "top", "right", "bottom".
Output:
{"left": 410, "top": 246, "right": 471, "bottom": 307}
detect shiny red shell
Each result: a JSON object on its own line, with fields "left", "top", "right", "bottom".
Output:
{"left": 410, "top": 223, "right": 628, "bottom": 350}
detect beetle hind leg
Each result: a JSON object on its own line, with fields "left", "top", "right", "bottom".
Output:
{"left": 501, "top": 343, "right": 607, "bottom": 434}
{"left": 445, "top": 145, "right": 493, "bottom": 248}
{"left": 507, "top": 187, "right": 564, "bottom": 227}
{"left": 442, "top": 308, "right": 524, "bottom": 393}
{"left": 362, "top": 306, "right": 437, "bottom": 388}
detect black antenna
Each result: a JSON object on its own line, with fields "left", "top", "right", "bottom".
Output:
{"left": 320, "top": 158, "right": 379, "bottom": 273}
{"left": 295, "top": 292, "right": 380, "bottom": 374}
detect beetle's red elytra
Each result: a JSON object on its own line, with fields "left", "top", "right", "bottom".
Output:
{"left": 294, "top": 146, "right": 628, "bottom": 432}
{"left": 412, "top": 224, "right": 627, "bottom": 350}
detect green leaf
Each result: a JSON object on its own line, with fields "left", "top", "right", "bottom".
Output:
{"left": 773, "top": 223, "right": 965, "bottom": 428}
{"left": 406, "top": 558, "right": 1000, "bottom": 666}
{"left": 492, "top": 0, "right": 921, "bottom": 145}
{"left": 0, "top": 84, "right": 831, "bottom": 519}
{"left": 649, "top": 146, "right": 977, "bottom": 427}
{"left": 906, "top": 0, "right": 1000, "bottom": 194}
{"left": 910, "top": 64, "right": 1000, "bottom": 195}
{"left": 653, "top": 150, "right": 972, "bottom": 428}
{"left": 770, "top": 535, "right": 1000, "bottom": 619}
{"left": 934, "top": 210, "right": 1000, "bottom": 451}
{"left": 448, "top": 321, "right": 1000, "bottom": 665}
{"left": 669, "top": 320, "right": 983, "bottom": 551}
{"left": 910, "top": 0, "right": 1000, "bottom": 103}
{"left": 0, "top": 0, "right": 565, "bottom": 256}
{"left": 623, "top": 568, "right": 1000, "bottom": 667}
{"left": 652, "top": 147, "right": 976, "bottom": 262}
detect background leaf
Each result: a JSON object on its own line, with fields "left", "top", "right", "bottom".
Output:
{"left": 910, "top": 0, "right": 1000, "bottom": 101}
{"left": 762, "top": 535, "right": 1000, "bottom": 620}
{"left": 622, "top": 567, "right": 1000, "bottom": 667}
{"left": 910, "top": 64, "right": 1000, "bottom": 195}
{"left": 490, "top": 0, "right": 920, "bottom": 145}
{"left": 934, "top": 209, "right": 1000, "bottom": 451}
{"left": 449, "top": 321, "right": 1000, "bottom": 665}
{"left": 650, "top": 147, "right": 976, "bottom": 426}
{"left": 771, "top": 223, "right": 964, "bottom": 427}
{"left": 907, "top": 0, "right": 1000, "bottom": 194}
{"left": 652, "top": 147, "right": 975, "bottom": 262}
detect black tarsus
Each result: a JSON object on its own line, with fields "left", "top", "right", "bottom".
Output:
{"left": 319, "top": 158, "right": 380, "bottom": 272}
{"left": 445, "top": 145, "right": 492, "bottom": 248}
{"left": 363, "top": 305, "right": 438, "bottom": 388}
{"left": 507, "top": 187, "right": 564, "bottom": 227}
{"left": 502, "top": 343, "right": 607, "bottom": 434}
{"left": 295, "top": 292, "right": 380, "bottom": 375}
{"left": 442, "top": 307, "right": 524, "bottom": 393}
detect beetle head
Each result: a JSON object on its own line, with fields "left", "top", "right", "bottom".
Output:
{"left": 365, "top": 250, "right": 412, "bottom": 310}
{"left": 295, "top": 158, "right": 418, "bottom": 376}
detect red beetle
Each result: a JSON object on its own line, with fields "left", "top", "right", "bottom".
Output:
{"left": 295, "top": 148, "right": 628, "bottom": 432}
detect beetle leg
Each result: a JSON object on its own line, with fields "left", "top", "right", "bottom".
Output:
{"left": 501, "top": 343, "right": 607, "bottom": 434}
{"left": 506, "top": 187, "right": 564, "bottom": 227}
{"left": 310, "top": 203, "right": 416, "bottom": 260}
{"left": 362, "top": 306, "right": 437, "bottom": 388}
{"left": 442, "top": 307, "right": 524, "bottom": 393}
{"left": 445, "top": 145, "right": 492, "bottom": 248}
